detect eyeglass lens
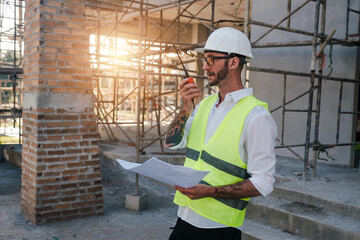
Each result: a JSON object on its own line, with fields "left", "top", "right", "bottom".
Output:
{"left": 203, "top": 56, "right": 214, "bottom": 66}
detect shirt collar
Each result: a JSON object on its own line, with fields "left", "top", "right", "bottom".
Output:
{"left": 217, "top": 88, "right": 253, "bottom": 103}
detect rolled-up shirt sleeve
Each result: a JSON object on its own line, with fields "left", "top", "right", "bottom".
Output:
{"left": 244, "top": 109, "right": 277, "bottom": 196}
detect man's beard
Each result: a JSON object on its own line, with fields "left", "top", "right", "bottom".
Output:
{"left": 207, "top": 60, "right": 229, "bottom": 86}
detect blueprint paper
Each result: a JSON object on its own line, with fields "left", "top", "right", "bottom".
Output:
{"left": 116, "top": 157, "right": 209, "bottom": 188}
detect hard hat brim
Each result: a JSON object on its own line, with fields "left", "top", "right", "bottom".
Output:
{"left": 194, "top": 47, "right": 254, "bottom": 61}
{"left": 194, "top": 47, "right": 206, "bottom": 53}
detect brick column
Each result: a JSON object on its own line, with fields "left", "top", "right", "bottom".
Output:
{"left": 21, "top": 0, "right": 104, "bottom": 224}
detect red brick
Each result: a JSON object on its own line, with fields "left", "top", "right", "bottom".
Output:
{"left": 62, "top": 209, "right": 79, "bottom": 215}
{"left": 79, "top": 181, "right": 91, "bottom": 187}
{"left": 86, "top": 173, "right": 101, "bottom": 179}
{"left": 48, "top": 164, "right": 65, "bottom": 170}
{"left": 79, "top": 194, "right": 95, "bottom": 200}
{"left": 50, "top": 88, "right": 67, "bottom": 93}
{"left": 60, "top": 196, "right": 77, "bottom": 202}
{"left": 61, "top": 142, "right": 78, "bottom": 147}
{"left": 43, "top": 171, "right": 61, "bottom": 177}
{"left": 41, "top": 199, "right": 59, "bottom": 205}
{"left": 63, "top": 169, "right": 79, "bottom": 175}
{"left": 88, "top": 187, "right": 102, "bottom": 192}
{"left": 46, "top": 1, "right": 62, "bottom": 7}
{"left": 61, "top": 156, "right": 77, "bottom": 161}
{"left": 62, "top": 175, "right": 78, "bottom": 181}
{"left": 54, "top": 204, "right": 71, "bottom": 210}
{"left": 64, "top": 135, "right": 81, "bottom": 140}
{"left": 72, "top": 202, "right": 87, "bottom": 209}
{"left": 66, "top": 149, "right": 82, "bottom": 154}
{"left": 42, "top": 185, "right": 59, "bottom": 191}
{"left": 35, "top": 206, "right": 54, "bottom": 212}
{"left": 42, "top": 143, "right": 60, "bottom": 148}
{"left": 45, "top": 122, "right": 62, "bottom": 128}
{"left": 61, "top": 183, "right": 77, "bottom": 189}
{"left": 61, "top": 128, "right": 79, "bottom": 134}
{"left": 47, "top": 136, "right": 63, "bottom": 141}
{"left": 48, "top": 151, "right": 65, "bottom": 156}
{"left": 62, "top": 115, "right": 79, "bottom": 120}
{"left": 43, "top": 157, "right": 61, "bottom": 163}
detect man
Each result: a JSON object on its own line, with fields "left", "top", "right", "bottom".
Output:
{"left": 165, "top": 27, "right": 277, "bottom": 240}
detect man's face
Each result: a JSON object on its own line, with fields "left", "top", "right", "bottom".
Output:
{"left": 203, "top": 52, "right": 230, "bottom": 87}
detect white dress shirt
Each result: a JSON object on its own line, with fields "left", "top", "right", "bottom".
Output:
{"left": 168, "top": 88, "right": 277, "bottom": 229}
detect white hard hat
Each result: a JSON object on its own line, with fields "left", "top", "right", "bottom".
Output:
{"left": 195, "top": 27, "right": 254, "bottom": 61}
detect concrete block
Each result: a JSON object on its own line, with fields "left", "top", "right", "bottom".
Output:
{"left": 125, "top": 193, "right": 148, "bottom": 212}
{"left": 3, "top": 145, "right": 22, "bottom": 167}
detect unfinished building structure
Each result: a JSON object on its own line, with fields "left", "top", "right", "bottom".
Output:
{"left": 86, "top": 0, "right": 360, "bottom": 180}
{"left": 0, "top": 0, "right": 359, "bottom": 224}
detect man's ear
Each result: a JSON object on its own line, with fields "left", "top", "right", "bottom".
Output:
{"left": 229, "top": 57, "right": 240, "bottom": 70}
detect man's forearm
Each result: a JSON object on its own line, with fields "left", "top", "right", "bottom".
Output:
{"left": 213, "top": 179, "right": 261, "bottom": 198}
{"left": 174, "top": 179, "right": 261, "bottom": 200}
{"left": 165, "top": 109, "right": 190, "bottom": 148}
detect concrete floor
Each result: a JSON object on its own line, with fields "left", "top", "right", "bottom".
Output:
{"left": 1, "top": 143, "right": 360, "bottom": 240}
{"left": 0, "top": 155, "right": 178, "bottom": 240}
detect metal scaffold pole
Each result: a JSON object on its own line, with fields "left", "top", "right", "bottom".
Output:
{"left": 303, "top": 0, "right": 320, "bottom": 180}
{"left": 312, "top": 0, "right": 327, "bottom": 177}
{"left": 135, "top": 0, "right": 144, "bottom": 195}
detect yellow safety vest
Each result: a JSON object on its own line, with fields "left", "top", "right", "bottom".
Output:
{"left": 174, "top": 93, "right": 268, "bottom": 227}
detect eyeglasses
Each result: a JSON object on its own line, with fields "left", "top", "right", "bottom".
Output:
{"left": 203, "top": 56, "right": 233, "bottom": 66}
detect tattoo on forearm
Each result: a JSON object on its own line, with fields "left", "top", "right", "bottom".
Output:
{"left": 213, "top": 179, "right": 260, "bottom": 198}
{"left": 165, "top": 109, "right": 189, "bottom": 147}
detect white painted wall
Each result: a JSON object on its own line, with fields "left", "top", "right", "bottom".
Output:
{"left": 250, "top": 0, "right": 359, "bottom": 166}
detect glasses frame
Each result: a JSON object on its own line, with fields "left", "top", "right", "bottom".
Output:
{"left": 202, "top": 56, "right": 233, "bottom": 66}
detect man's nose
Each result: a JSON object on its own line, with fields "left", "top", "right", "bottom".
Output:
{"left": 202, "top": 62, "right": 209, "bottom": 71}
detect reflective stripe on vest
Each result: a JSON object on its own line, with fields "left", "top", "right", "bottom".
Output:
{"left": 187, "top": 148, "right": 251, "bottom": 180}
{"left": 186, "top": 147, "right": 200, "bottom": 161}
{"left": 174, "top": 93, "right": 268, "bottom": 227}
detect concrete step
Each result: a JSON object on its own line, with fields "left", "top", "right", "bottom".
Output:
{"left": 242, "top": 219, "right": 309, "bottom": 240}
{"left": 272, "top": 184, "right": 360, "bottom": 220}
{"left": 246, "top": 195, "right": 360, "bottom": 240}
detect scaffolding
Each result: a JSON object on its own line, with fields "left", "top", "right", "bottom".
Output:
{"left": 1, "top": 0, "right": 359, "bottom": 178}
{"left": 85, "top": 0, "right": 219, "bottom": 155}
{"left": 86, "top": 0, "right": 359, "bottom": 179}
{"left": 0, "top": 0, "right": 24, "bottom": 144}
{"left": 245, "top": 0, "right": 360, "bottom": 179}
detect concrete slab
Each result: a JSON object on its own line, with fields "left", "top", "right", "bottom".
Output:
{"left": 1, "top": 143, "right": 359, "bottom": 239}
{"left": 102, "top": 142, "right": 360, "bottom": 217}
{"left": 247, "top": 196, "right": 360, "bottom": 240}
{"left": 242, "top": 219, "right": 308, "bottom": 240}
{"left": 274, "top": 156, "right": 360, "bottom": 219}
{"left": 0, "top": 155, "right": 177, "bottom": 240}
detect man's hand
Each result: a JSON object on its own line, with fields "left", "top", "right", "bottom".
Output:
{"left": 174, "top": 184, "right": 213, "bottom": 200}
{"left": 179, "top": 78, "right": 200, "bottom": 114}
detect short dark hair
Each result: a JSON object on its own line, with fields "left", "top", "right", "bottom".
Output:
{"left": 228, "top": 53, "right": 246, "bottom": 65}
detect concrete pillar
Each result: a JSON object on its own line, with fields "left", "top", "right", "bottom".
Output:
{"left": 21, "top": 0, "right": 104, "bottom": 224}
